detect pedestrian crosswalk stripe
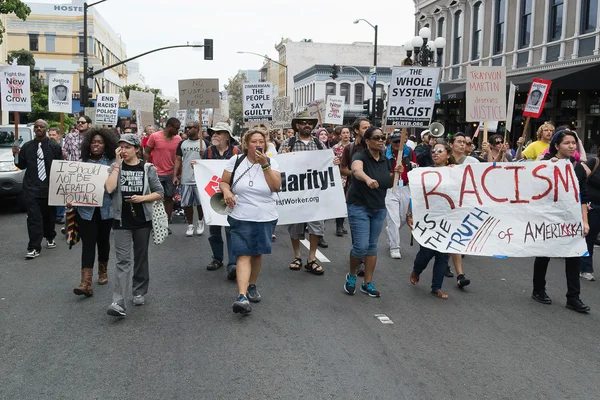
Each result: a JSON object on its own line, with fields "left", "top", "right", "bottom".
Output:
{"left": 300, "top": 239, "right": 330, "bottom": 263}
{"left": 374, "top": 314, "right": 394, "bottom": 324}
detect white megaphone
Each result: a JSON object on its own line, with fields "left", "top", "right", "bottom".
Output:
{"left": 210, "top": 193, "right": 232, "bottom": 215}
{"left": 429, "top": 122, "right": 445, "bottom": 138}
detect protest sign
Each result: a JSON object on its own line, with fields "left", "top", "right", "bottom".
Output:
{"left": 95, "top": 93, "right": 118, "bottom": 126}
{"left": 386, "top": 67, "right": 440, "bottom": 127}
{"left": 306, "top": 99, "right": 326, "bottom": 123}
{"left": 324, "top": 96, "right": 344, "bottom": 125}
{"left": 505, "top": 82, "right": 516, "bottom": 133}
{"left": 185, "top": 109, "right": 200, "bottom": 124}
{"left": 48, "top": 74, "right": 72, "bottom": 113}
{"left": 407, "top": 160, "right": 587, "bottom": 257}
{"left": 465, "top": 66, "right": 506, "bottom": 122}
{"left": 128, "top": 90, "right": 154, "bottom": 112}
{"left": 0, "top": 65, "right": 31, "bottom": 112}
{"left": 243, "top": 82, "right": 273, "bottom": 122}
{"left": 273, "top": 96, "right": 293, "bottom": 127}
{"left": 137, "top": 111, "right": 154, "bottom": 131}
{"left": 48, "top": 160, "right": 110, "bottom": 206}
{"left": 178, "top": 78, "right": 220, "bottom": 109}
{"left": 523, "top": 79, "right": 552, "bottom": 118}
{"left": 168, "top": 102, "right": 179, "bottom": 118}
{"left": 194, "top": 151, "right": 347, "bottom": 226}
{"left": 202, "top": 109, "right": 211, "bottom": 129}
{"left": 176, "top": 110, "right": 186, "bottom": 131}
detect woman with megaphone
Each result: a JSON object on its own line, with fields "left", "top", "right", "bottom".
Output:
{"left": 219, "top": 126, "right": 282, "bottom": 315}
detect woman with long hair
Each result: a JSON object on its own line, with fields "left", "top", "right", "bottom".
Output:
{"left": 219, "top": 126, "right": 282, "bottom": 314}
{"left": 407, "top": 141, "right": 456, "bottom": 299}
{"left": 332, "top": 126, "right": 352, "bottom": 236}
{"left": 72, "top": 128, "right": 118, "bottom": 297}
{"left": 532, "top": 128, "right": 590, "bottom": 313}
{"left": 315, "top": 127, "right": 331, "bottom": 149}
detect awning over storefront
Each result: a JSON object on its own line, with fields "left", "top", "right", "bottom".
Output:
{"left": 508, "top": 63, "right": 600, "bottom": 90}
{"left": 440, "top": 83, "right": 465, "bottom": 100}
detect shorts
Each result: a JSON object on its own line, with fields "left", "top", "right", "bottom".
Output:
{"left": 180, "top": 184, "right": 201, "bottom": 207}
{"left": 227, "top": 216, "right": 277, "bottom": 256}
{"left": 159, "top": 175, "right": 176, "bottom": 198}
{"left": 287, "top": 220, "right": 325, "bottom": 240}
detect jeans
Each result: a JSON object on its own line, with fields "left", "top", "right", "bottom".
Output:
{"left": 112, "top": 227, "right": 151, "bottom": 308}
{"left": 56, "top": 206, "right": 65, "bottom": 221}
{"left": 412, "top": 245, "right": 449, "bottom": 292}
{"left": 347, "top": 203, "right": 387, "bottom": 258}
{"left": 77, "top": 209, "right": 112, "bottom": 269}
{"left": 533, "top": 257, "right": 581, "bottom": 299}
{"left": 208, "top": 225, "right": 237, "bottom": 267}
{"left": 581, "top": 205, "right": 600, "bottom": 273}
{"left": 25, "top": 195, "right": 56, "bottom": 252}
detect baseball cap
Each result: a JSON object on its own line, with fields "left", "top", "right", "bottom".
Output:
{"left": 118, "top": 133, "right": 141, "bottom": 147}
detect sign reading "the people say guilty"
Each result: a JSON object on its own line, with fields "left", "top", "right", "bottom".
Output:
{"left": 243, "top": 82, "right": 273, "bottom": 122}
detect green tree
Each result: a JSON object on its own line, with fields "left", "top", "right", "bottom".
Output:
{"left": 121, "top": 84, "right": 169, "bottom": 125}
{"left": 0, "top": 1, "right": 30, "bottom": 44}
{"left": 28, "top": 84, "right": 75, "bottom": 132}
{"left": 224, "top": 71, "right": 246, "bottom": 135}
{"left": 7, "top": 49, "right": 41, "bottom": 92}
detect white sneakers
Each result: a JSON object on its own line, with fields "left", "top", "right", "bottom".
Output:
{"left": 186, "top": 220, "right": 205, "bottom": 237}
{"left": 580, "top": 272, "right": 596, "bottom": 281}
{"left": 390, "top": 249, "right": 402, "bottom": 259}
{"left": 185, "top": 224, "right": 194, "bottom": 237}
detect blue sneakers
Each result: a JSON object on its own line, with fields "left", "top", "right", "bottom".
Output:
{"left": 360, "top": 282, "right": 381, "bottom": 298}
{"left": 232, "top": 294, "right": 251, "bottom": 314}
{"left": 344, "top": 273, "right": 357, "bottom": 295}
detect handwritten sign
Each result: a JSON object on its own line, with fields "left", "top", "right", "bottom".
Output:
{"left": 386, "top": 67, "right": 440, "bottom": 127}
{"left": 128, "top": 90, "right": 154, "bottom": 112}
{"left": 48, "top": 73, "right": 72, "bottom": 113}
{"left": 48, "top": 160, "right": 110, "bottom": 206}
{"left": 178, "top": 78, "right": 220, "bottom": 109}
{"left": 95, "top": 93, "right": 119, "bottom": 126}
{"left": 465, "top": 66, "right": 506, "bottom": 122}
{"left": 324, "top": 96, "right": 344, "bottom": 125}
{"left": 306, "top": 99, "right": 326, "bottom": 122}
{"left": 408, "top": 160, "right": 587, "bottom": 257}
{"left": 0, "top": 65, "right": 31, "bottom": 112}
{"left": 273, "top": 96, "right": 293, "bottom": 127}
{"left": 176, "top": 110, "right": 186, "bottom": 132}
{"left": 243, "top": 82, "right": 273, "bottom": 122}
{"left": 523, "top": 78, "right": 552, "bottom": 119}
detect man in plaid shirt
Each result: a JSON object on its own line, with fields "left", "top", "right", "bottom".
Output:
{"left": 279, "top": 111, "right": 341, "bottom": 276}
{"left": 64, "top": 115, "right": 91, "bottom": 161}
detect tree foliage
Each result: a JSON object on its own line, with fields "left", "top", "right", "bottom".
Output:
{"left": 0, "top": 0, "right": 31, "bottom": 45}
{"left": 28, "top": 84, "right": 75, "bottom": 132}
{"left": 7, "top": 49, "right": 41, "bottom": 92}
{"left": 121, "top": 84, "right": 169, "bottom": 125}
{"left": 224, "top": 71, "right": 246, "bottom": 135}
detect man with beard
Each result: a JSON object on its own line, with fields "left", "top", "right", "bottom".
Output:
{"left": 64, "top": 115, "right": 91, "bottom": 161}
{"left": 279, "top": 111, "right": 340, "bottom": 275}
{"left": 516, "top": 122, "right": 555, "bottom": 160}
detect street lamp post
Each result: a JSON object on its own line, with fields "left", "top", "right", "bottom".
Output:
{"left": 354, "top": 19, "right": 378, "bottom": 122}
{"left": 237, "top": 51, "right": 288, "bottom": 97}
{"left": 405, "top": 27, "right": 446, "bottom": 67}
{"left": 82, "top": 0, "right": 108, "bottom": 109}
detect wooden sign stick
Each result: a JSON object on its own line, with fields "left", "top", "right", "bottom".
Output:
{"left": 315, "top": 100, "right": 323, "bottom": 127}
{"left": 14, "top": 112, "right": 19, "bottom": 140}
{"left": 520, "top": 116, "right": 531, "bottom": 141}
{"left": 393, "top": 128, "right": 408, "bottom": 188}
{"left": 198, "top": 108, "right": 203, "bottom": 157}
{"left": 60, "top": 112, "right": 64, "bottom": 136}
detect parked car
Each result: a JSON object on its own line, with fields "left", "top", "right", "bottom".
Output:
{"left": 0, "top": 125, "right": 34, "bottom": 209}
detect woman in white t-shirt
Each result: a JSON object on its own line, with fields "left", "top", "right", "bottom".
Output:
{"left": 219, "top": 127, "right": 282, "bottom": 315}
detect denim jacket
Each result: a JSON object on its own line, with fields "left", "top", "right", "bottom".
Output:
{"left": 77, "top": 158, "right": 114, "bottom": 221}
{"left": 107, "top": 161, "right": 164, "bottom": 226}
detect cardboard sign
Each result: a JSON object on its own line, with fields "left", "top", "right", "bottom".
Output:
{"left": 194, "top": 151, "right": 347, "bottom": 226}
{"left": 176, "top": 110, "right": 186, "bottom": 132}
{"left": 128, "top": 90, "right": 154, "bottom": 112}
{"left": 168, "top": 102, "right": 179, "bottom": 118}
{"left": 137, "top": 111, "right": 154, "bottom": 132}
{"left": 185, "top": 109, "right": 200, "bottom": 124}
{"left": 386, "top": 67, "right": 440, "bottom": 127}
{"left": 48, "top": 73, "right": 73, "bottom": 113}
{"left": 324, "top": 96, "right": 345, "bottom": 125}
{"left": 95, "top": 93, "right": 119, "bottom": 126}
{"left": 273, "top": 96, "right": 293, "bottom": 127}
{"left": 306, "top": 99, "right": 327, "bottom": 122}
{"left": 178, "top": 78, "right": 220, "bottom": 109}
{"left": 523, "top": 79, "right": 552, "bottom": 118}
{"left": 202, "top": 109, "right": 211, "bottom": 129}
{"left": 48, "top": 160, "right": 110, "bottom": 206}
{"left": 243, "top": 82, "right": 273, "bottom": 122}
{"left": 407, "top": 160, "right": 587, "bottom": 257}
{"left": 465, "top": 66, "right": 507, "bottom": 122}
{"left": 505, "top": 82, "right": 517, "bottom": 132}
{"left": 0, "top": 65, "right": 31, "bottom": 112}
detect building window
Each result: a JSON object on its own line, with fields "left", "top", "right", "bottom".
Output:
{"left": 78, "top": 36, "right": 85, "bottom": 54}
{"left": 46, "top": 35, "right": 55, "bottom": 53}
{"left": 354, "top": 83, "right": 364, "bottom": 104}
{"left": 340, "top": 83, "right": 350, "bottom": 104}
{"left": 453, "top": 10, "right": 463, "bottom": 65}
{"left": 472, "top": 2, "right": 483, "bottom": 60}
{"left": 519, "top": 0, "right": 532, "bottom": 48}
{"left": 326, "top": 83, "right": 336, "bottom": 96}
{"left": 549, "top": 0, "right": 564, "bottom": 41}
{"left": 581, "top": 0, "right": 598, "bottom": 33}
{"left": 29, "top": 34, "right": 39, "bottom": 51}
{"left": 494, "top": 0, "right": 505, "bottom": 54}
{"left": 437, "top": 18, "right": 445, "bottom": 66}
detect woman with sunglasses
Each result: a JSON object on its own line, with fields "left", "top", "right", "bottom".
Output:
{"left": 407, "top": 141, "right": 457, "bottom": 299}
{"left": 481, "top": 134, "right": 513, "bottom": 162}
{"left": 343, "top": 126, "right": 403, "bottom": 298}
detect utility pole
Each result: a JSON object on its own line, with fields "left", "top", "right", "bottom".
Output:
{"left": 371, "top": 24, "right": 378, "bottom": 122}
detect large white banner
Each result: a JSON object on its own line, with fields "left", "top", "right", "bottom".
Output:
{"left": 408, "top": 160, "right": 588, "bottom": 258}
{"left": 95, "top": 93, "right": 119, "bottom": 126}
{"left": 48, "top": 73, "right": 73, "bottom": 113}
{"left": 193, "top": 151, "right": 347, "bottom": 226}
{"left": 0, "top": 65, "right": 31, "bottom": 112}
{"left": 48, "top": 160, "right": 110, "bottom": 206}
{"left": 386, "top": 66, "right": 439, "bottom": 127}
{"left": 465, "top": 66, "right": 507, "bottom": 122}
{"left": 324, "top": 96, "right": 344, "bottom": 125}
{"left": 243, "top": 82, "right": 273, "bottom": 122}
{"left": 128, "top": 90, "right": 154, "bottom": 112}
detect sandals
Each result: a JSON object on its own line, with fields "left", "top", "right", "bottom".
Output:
{"left": 410, "top": 272, "right": 419, "bottom": 285}
{"left": 305, "top": 259, "right": 324, "bottom": 275}
{"left": 289, "top": 257, "right": 302, "bottom": 271}
{"left": 431, "top": 289, "right": 449, "bottom": 299}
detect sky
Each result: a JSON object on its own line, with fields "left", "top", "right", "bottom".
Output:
{"left": 37, "top": 0, "right": 416, "bottom": 97}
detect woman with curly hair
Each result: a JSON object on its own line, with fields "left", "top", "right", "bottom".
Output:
{"left": 72, "top": 128, "right": 118, "bottom": 297}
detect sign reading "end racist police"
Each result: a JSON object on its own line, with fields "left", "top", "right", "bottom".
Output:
{"left": 243, "top": 82, "right": 273, "bottom": 122}
{"left": 386, "top": 67, "right": 440, "bottom": 128}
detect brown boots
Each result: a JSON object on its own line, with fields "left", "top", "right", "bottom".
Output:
{"left": 73, "top": 268, "right": 93, "bottom": 297}
{"left": 97, "top": 262, "right": 108, "bottom": 285}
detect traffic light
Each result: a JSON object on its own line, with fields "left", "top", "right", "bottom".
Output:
{"left": 375, "top": 98, "right": 384, "bottom": 118}
{"left": 363, "top": 99, "right": 370, "bottom": 115}
{"left": 330, "top": 64, "right": 339, "bottom": 79}
{"left": 204, "top": 38, "right": 213, "bottom": 60}
{"left": 82, "top": 86, "right": 93, "bottom": 107}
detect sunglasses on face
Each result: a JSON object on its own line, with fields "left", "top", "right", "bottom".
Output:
{"left": 298, "top": 121, "right": 313, "bottom": 126}
{"left": 494, "top": 141, "right": 503, "bottom": 145}
{"left": 77, "top": 121, "right": 87, "bottom": 124}
{"left": 370, "top": 135, "right": 385, "bottom": 142}
{"left": 431, "top": 148, "right": 445, "bottom": 154}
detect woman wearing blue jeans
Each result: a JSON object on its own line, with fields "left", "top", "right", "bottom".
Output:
{"left": 344, "top": 126, "right": 402, "bottom": 298}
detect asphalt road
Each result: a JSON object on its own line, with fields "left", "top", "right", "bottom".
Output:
{"left": 1, "top": 200, "right": 599, "bottom": 400}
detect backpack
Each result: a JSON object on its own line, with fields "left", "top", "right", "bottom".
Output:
{"left": 207, "top": 145, "right": 240, "bottom": 159}
{"left": 288, "top": 136, "right": 324, "bottom": 151}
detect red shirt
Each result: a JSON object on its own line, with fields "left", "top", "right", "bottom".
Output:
{"left": 146, "top": 131, "right": 182, "bottom": 176}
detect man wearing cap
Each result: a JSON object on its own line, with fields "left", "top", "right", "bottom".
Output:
{"left": 201, "top": 122, "right": 241, "bottom": 279}
{"left": 414, "top": 130, "right": 435, "bottom": 167}
{"left": 173, "top": 121, "right": 209, "bottom": 238}
{"left": 385, "top": 131, "right": 416, "bottom": 259}
{"left": 145, "top": 117, "right": 182, "bottom": 229}
{"left": 278, "top": 111, "right": 340, "bottom": 275}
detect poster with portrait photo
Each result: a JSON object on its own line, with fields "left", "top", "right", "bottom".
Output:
{"left": 48, "top": 74, "right": 73, "bottom": 113}
{"left": 523, "top": 78, "right": 552, "bottom": 119}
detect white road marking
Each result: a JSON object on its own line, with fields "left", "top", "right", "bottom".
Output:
{"left": 300, "top": 239, "right": 330, "bottom": 263}
{"left": 375, "top": 314, "right": 394, "bottom": 324}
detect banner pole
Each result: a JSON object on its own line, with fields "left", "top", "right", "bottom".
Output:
{"left": 198, "top": 108, "right": 203, "bottom": 157}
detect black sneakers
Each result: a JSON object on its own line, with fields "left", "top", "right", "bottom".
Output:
{"left": 531, "top": 291, "right": 552, "bottom": 304}
{"left": 226, "top": 265, "right": 237, "bottom": 280}
{"left": 445, "top": 266, "right": 454, "bottom": 278}
{"left": 457, "top": 274, "right": 471, "bottom": 288}
{"left": 357, "top": 262, "right": 365, "bottom": 277}
{"left": 232, "top": 294, "right": 251, "bottom": 314}
{"left": 247, "top": 284, "right": 261, "bottom": 303}
{"left": 206, "top": 259, "right": 224, "bottom": 271}
{"left": 566, "top": 298, "right": 590, "bottom": 313}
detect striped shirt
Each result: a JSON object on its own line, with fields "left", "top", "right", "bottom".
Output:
{"left": 63, "top": 131, "right": 83, "bottom": 161}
